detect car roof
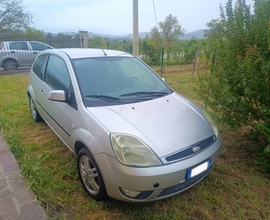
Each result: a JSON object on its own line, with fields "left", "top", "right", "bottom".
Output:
{"left": 57, "top": 48, "right": 133, "bottom": 59}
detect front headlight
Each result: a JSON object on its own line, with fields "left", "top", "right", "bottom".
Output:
{"left": 202, "top": 110, "right": 220, "bottom": 138}
{"left": 110, "top": 133, "right": 162, "bottom": 167}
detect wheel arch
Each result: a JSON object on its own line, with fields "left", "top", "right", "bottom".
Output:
{"left": 3, "top": 57, "right": 18, "bottom": 62}
{"left": 2, "top": 57, "right": 19, "bottom": 65}
{"left": 27, "top": 90, "right": 31, "bottom": 98}
{"left": 71, "top": 128, "right": 108, "bottom": 157}
{"left": 74, "top": 141, "right": 88, "bottom": 156}
{"left": 27, "top": 84, "right": 34, "bottom": 99}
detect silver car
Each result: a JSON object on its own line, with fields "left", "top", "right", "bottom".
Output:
{"left": 27, "top": 48, "right": 222, "bottom": 203}
{"left": 0, "top": 41, "right": 53, "bottom": 71}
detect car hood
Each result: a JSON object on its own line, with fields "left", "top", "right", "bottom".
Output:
{"left": 87, "top": 92, "right": 215, "bottom": 158}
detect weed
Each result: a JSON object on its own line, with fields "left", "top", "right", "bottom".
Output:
{"left": 219, "top": 151, "right": 226, "bottom": 157}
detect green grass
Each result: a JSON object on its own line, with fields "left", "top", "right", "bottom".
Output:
{"left": 0, "top": 66, "right": 270, "bottom": 220}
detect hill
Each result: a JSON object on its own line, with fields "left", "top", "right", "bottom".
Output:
{"left": 88, "top": 29, "right": 205, "bottom": 40}
{"left": 47, "top": 29, "right": 205, "bottom": 40}
{"left": 180, "top": 29, "right": 205, "bottom": 40}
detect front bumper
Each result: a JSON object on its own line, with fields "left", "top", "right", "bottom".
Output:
{"left": 95, "top": 135, "right": 221, "bottom": 203}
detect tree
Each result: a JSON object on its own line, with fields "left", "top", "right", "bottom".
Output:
{"left": 158, "top": 14, "right": 185, "bottom": 47}
{"left": 146, "top": 14, "right": 185, "bottom": 64}
{"left": 150, "top": 27, "right": 162, "bottom": 43}
{"left": 180, "top": 38, "right": 201, "bottom": 63}
{"left": 140, "top": 26, "right": 164, "bottom": 64}
{"left": 9, "top": 28, "right": 45, "bottom": 41}
{"left": 89, "top": 37, "right": 108, "bottom": 49}
{"left": 140, "top": 38, "right": 161, "bottom": 65}
{"left": 149, "top": 26, "right": 163, "bottom": 50}
{"left": 0, "top": 0, "right": 32, "bottom": 37}
{"left": 204, "top": 19, "right": 223, "bottom": 38}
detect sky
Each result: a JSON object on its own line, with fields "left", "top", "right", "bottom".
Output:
{"left": 24, "top": 0, "right": 254, "bottom": 35}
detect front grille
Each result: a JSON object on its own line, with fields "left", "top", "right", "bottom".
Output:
{"left": 165, "top": 135, "right": 216, "bottom": 162}
{"left": 157, "top": 168, "right": 211, "bottom": 198}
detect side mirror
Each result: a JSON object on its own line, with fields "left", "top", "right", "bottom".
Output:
{"left": 161, "top": 78, "right": 167, "bottom": 83}
{"left": 48, "top": 90, "right": 66, "bottom": 102}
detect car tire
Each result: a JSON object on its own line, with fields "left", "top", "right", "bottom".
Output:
{"left": 29, "top": 96, "right": 42, "bottom": 122}
{"left": 3, "top": 59, "right": 18, "bottom": 71}
{"left": 77, "top": 147, "right": 107, "bottom": 201}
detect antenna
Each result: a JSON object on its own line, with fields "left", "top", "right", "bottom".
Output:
{"left": 101, "top": 49, "right": 107, "bottom": 56}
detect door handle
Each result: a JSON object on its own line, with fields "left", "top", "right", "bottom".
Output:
{"left": 40, "top": 89, "right": 44, "bottom": 96}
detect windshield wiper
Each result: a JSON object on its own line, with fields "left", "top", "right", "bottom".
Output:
{"left": 85, "top": 95, "right": 120, "bottom": 100}
{"left": 119, "top": 91, "right": 168, "bottom": 97}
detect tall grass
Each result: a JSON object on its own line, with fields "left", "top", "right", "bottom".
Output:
{"left": 0, "top": 68, "right": 270, "bottom": 220}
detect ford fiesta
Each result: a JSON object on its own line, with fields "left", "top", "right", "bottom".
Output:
{"left": 27, "top": 48, "right": 222, "bottom": 203}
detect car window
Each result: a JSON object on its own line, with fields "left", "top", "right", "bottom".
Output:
{"left": 117, "top": 59, "right": 154, "bottom": 85}
{"left": 30, "top": 42, "right": 51, "bottom": 51}
{"left": 73, "top": 57, "right": 172, "bottom": 107}
{"left": 33, "top": 54, "right": 49, "bottom": 79}
{"left": 9, "top": 42, "right": 29, "bottom": 50}
{"left": 45, "top": 55, "right": 71, "bottom": 93}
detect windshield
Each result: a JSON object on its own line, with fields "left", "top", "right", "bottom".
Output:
{"left": 72, "top": 57, "right": 172, "bottom": 107}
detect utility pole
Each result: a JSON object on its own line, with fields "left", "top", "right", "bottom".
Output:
{"left": 133, "top": 0, "right": 139, "bottom": 57}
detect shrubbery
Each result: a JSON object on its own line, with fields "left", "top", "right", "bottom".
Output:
{"left": 198, "top": 0, "right": 270, "bottom": 169}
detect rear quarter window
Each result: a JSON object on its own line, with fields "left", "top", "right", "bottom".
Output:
{"left": 30, "top": 42, "right": 51, "bottom": 51}
{"left": 33, "top": 54, "right": 49, "bottom": 79}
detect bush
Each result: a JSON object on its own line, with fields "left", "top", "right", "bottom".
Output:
{"left": 197, "top": 0, "right": 270, "bottom": 168}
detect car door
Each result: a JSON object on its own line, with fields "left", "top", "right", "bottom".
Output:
{"left": 38, "top": 54, "right": 74, "bottom": 146}
{"left": 29, "top": 53, "right": 49, "bottom": 118}
{"left": 9, "top": 42, "right": 33, "bottom": 67}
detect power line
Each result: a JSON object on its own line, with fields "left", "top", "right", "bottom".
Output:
{"left": 152, "top": 0, "right": 158, "bottom": 28}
